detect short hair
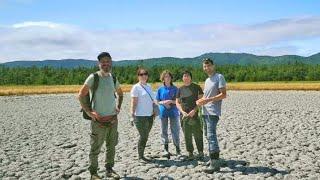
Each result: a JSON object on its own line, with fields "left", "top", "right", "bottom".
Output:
{"left": 160, "top": 70, "right": 173, "bottom": 85}
{"left": 137, "top": 68, "right": 149, "bottom": 76}
{"left": 136, "top": 67, "right": 149, "bottom": 82}
{"left": 182, "top": 70, "right": 192, "bottom": 79}
{"left": 97, "top": 52, "right": 112, "bottom": 61}
{"left": 202, "top": 58, "right": 214, "bottom": 65}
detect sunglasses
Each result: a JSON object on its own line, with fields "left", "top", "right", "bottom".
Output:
{"left": 138, "top": 73, "right": 148, "bottom": 76}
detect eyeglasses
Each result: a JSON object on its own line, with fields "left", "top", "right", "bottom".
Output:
{"left": 138, "top": 73, "right": 148, "bottom": 76}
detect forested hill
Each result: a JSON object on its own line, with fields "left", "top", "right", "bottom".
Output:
{"left": 2, "top": 52, "right": 320, "bottom": 68}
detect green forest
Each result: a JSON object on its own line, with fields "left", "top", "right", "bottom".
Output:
{"left": 1, "top": 63, "right": 320, "bottom": 85}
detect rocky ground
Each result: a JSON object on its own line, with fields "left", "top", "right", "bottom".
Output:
{"left": 0, "top": 91, "right": 319, "bottom": 180}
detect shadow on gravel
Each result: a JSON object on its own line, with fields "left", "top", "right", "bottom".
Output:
{"left": 150, "top": 155, "right": 201, "bottom": 167}
{"left": 158, "top": 175, "right": 174, "bottom": 180}
{"left": 220, "top": 159, "right": 289, "bottom": 175}
{"left": 148, "top": 156, "right": 288, "bottom": 176}
{"left": 153, "top": 159, "right": 200, "bottom": 167}
{"left": 122, "top": 177, "right": 144, "bottom": 180}
{"left": 122, "top": 176, "right": 174, "bottom": 180}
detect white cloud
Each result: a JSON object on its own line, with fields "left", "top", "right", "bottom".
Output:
{"left": 12, "top": 21, "right": 65, "bottom": 29}
{"left": 1, "top": 16, "right": 320, "bottom": 62}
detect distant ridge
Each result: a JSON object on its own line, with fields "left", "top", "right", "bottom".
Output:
{"left": 1, "top": 59, "right": 97, "bottom": 68}
{"left": 1, "top": 52, "right": 320, "bottom": 68}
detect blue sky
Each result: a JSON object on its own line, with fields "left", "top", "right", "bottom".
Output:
{"left": 0, "top": 0, "right": 320, "bottom": 62}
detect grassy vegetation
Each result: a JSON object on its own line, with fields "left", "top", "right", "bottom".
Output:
{"left": 226, "top": 81, "right": 320, "bottom": 91}
{"left": 1, "top": 81, "right": 320, "bottom": 96}
{"left": 0, "top": 85, "right": 82, "bottom": 96}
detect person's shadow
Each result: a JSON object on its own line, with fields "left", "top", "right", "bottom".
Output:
{"left": 149, "top": 155, "right": 200, "bottom": 167}
{"left": 122, "top": 174, "right": 175, "bottom": 180}
{"left": 208, "top": 158, "right": 289, "bottom": 175}
{"left": 121, "top": 177, "right": 144, "bottom": 180}
{"left": 149, "top": 155, "right": 289, "bottom": 176}
{"left": 122, "top": 176, "right": 174, "bottom": 180}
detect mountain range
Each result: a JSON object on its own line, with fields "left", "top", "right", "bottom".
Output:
{"left": 1, "top": 52, "right": 320, "bottom": 68}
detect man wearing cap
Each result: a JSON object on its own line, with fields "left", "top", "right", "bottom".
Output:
{"left": 78, "top": 52, "right": 123, "bottom": 180}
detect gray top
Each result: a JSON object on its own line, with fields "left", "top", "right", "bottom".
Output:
{"left": 202, "top": 73, "right": 226, "bottom": 116}
{"left": 84, "top": 72, "right": 120, "bottom": 116}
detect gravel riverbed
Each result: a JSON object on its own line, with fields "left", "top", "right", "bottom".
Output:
{"left": 0, "top": 91, "right": 319, "bottom": 180}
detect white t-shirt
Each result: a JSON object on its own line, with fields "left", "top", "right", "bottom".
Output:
{"left": 130, "top": 83, "right": 154, "bottom": 116}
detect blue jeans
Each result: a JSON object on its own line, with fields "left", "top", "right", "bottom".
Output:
{"left": 203, "top": 115, "right": 220, "bottom": 153}
{"left": 160, "top": 116, "right": 180, "bottom": 147}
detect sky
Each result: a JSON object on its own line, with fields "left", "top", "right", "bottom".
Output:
{"left": 0, "top": 0, "right": 320, "bottom": 62}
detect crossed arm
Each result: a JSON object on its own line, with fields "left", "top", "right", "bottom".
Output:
{"left": 176, "top": 94, "right": 203, "bottom": 118}
{"left": 196, "top": 87, "right": 227, "bottom": 106}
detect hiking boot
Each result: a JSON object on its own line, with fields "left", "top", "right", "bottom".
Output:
{"left": 197, "top": 152, "right": 205, "bottom": 161}
{"left": 139, "top": 156, "right": 151, "bottom": 163}
{"left": 204, "top": 159, "right": 220, "bottom": 173}
{"left": 204, "top": 152, "right": 220, "bottom": 174}
{"left": 106, "top": 167, "right": 120, "bottom": 179}
{"left": 175, "top": 145, "right": 181, "bottom": 155}
{"left": 162, "top": 144, "right": 170, "bottom": 159}
{"left": 186, "top": 152, "right": 195, "bottom": 161}
{"left": 90, "top": 174, "right": 102, "bottom": 180}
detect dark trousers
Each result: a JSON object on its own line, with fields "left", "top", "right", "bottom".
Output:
{"left": 134, "top": 116, "right": 153, "bottom": 158}
{"left": 181, "top": 116, "right": 204, "bottom": 154}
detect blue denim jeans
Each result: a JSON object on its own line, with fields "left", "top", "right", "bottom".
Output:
{"left": 160, "top": 116, "right": 180, "bottom": 147}
{"left": 203, "top": 115, "right": 220, "bottom": 153}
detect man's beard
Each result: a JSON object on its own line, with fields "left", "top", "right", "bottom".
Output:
{"left": 100, "top": 66, "right": 111, "bottom": 73}
{"left": 205, "top": 69, "right": 213, "bottom": 75}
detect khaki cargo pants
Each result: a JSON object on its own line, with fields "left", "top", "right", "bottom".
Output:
{"left": 88, "top": 120, "right": 118, "bottom": 174}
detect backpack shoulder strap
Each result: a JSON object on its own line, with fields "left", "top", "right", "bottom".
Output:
{"left": 112, "top": 74, "right": 117, "bottom": 88}
{"left": 90, "top": 72, "right": 99, "bottom": 104}
{"left": 111, "top": 74, "right": 117, "bottom": 98}
{"left": 93, "top": 73, "right": 99, "bottom": 92}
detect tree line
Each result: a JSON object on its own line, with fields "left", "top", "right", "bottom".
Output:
{"left": 1, "top": 63, "right": 320, "bottom": 85}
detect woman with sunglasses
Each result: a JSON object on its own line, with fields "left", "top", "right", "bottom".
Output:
{"left": 130, "top": 68, "right": 155, "bottom": 162}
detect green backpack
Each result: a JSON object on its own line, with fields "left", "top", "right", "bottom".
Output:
{"left": 82, "top": 73, "right": 117, "bottom": 120}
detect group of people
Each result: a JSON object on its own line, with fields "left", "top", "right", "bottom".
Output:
{"left": 78, "top": 52, "right": 227, "bottom": 180}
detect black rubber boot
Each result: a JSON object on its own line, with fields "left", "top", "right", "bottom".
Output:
{"left": 138, "top": 144, "right": 144, "bottom": 159}
{"left": 197, "top": 151, "right": 205, "bottom": 161}
{"left": 175, "top": 145, "right": 181, "bottom": 155}
{"left": 163, "top": 144, "right": 170, "bottom": 159}
{"left": 186, "top": 152, "right": 194, "bottom": 161}
{"left": 204, "top": 152, "right": 220, "bottom": 174}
